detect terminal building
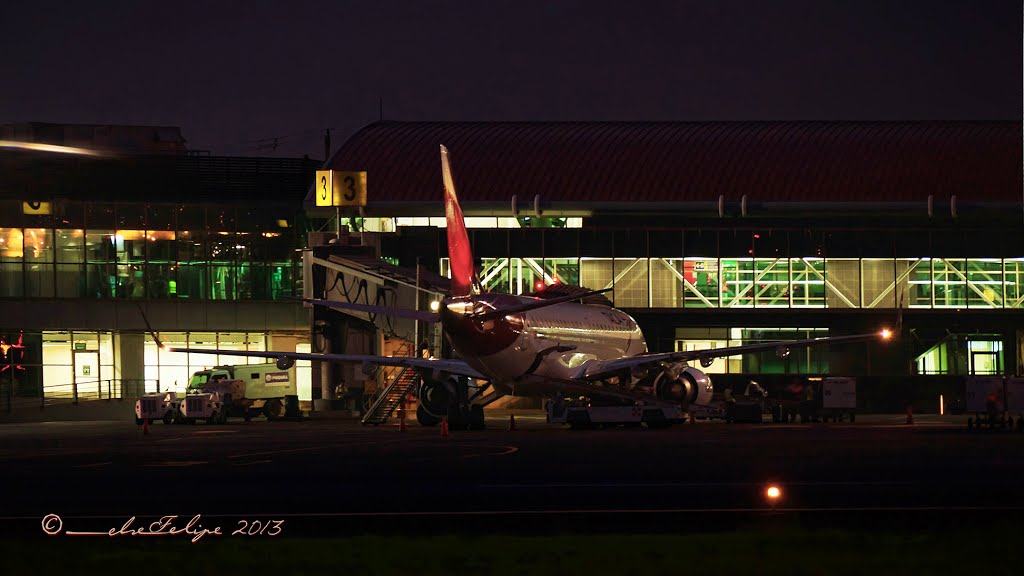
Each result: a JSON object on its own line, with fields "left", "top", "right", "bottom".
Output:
{"left": 309, "top": 120, "right": 1023, "bottom": 412}
{"left": 1, "top": 120, "right": 1021, "bottom": 416}
{"left": 0, "top": 123, "right": 319, "bottom": 408}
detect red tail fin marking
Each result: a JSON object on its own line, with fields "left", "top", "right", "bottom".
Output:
{"left": 441, "top": 145, "right": 475, "bottom": 296}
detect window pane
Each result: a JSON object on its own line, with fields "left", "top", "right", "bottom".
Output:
{"left": 176, "top": 263, "right": 207, "bottom": 300}
{"left": 56, "top": 263, "right": 85, "bottom": 298}
{"left": 85, "top": 204, "right": 115, "bottom": 229}
{"left": 146, "top": 230, "right": 176, "bottom": 262}
{"left": 900, "top": 258, "right": 932, "bottom": 308}
{"left": 23, "top": 229, "right": 53, "bottom": 262}
{"left": 1006, "top": 259, "right": 1024, "bottom": 309}
{"left": 146, "top": 264, "right": 175, "bottom": 298}
{"left": 147, "top": 205, "right": 176, "bottom": 231}
{"left": 933, "top": 258, "right": 966, "bottom": 308}
{"left": 25, "top": 263, "right": 54, "bottom": 297}
{"left": 613, "top": 258, "right": 648, "bottom": 307}
{"left": 580, "top": 258, "right": 613, "bottom": 299}
{"left": 966, "top": 259, "right": 1003, "bottom": 309}
{"left": 790, "top": 258, "right": 825, "bottom": 308}
{"left": 684, "top": 258, "right": 719, "bottom": 308}
{"left": 755, "top": 258, "right": 790, "bottom": 308}
{"left": 721, "top": 259, "right": 754, "bottom": 308}
{"left": 479, "top": 258, "right": 511, "bottom": 293}
{"left": 85, "top": 231, "right": 116, "bottom": 263}
{"left": 651, "top": 258, "right": 683, "bottom": 308}
{"left": 85, "top": 264, "right": 116, "bottom": 298}
{"left": 56, "top": 229, "right": 85, "bottom": 263}
{"left": 177, "top": 230, "right": 206, "bottom": 262}
{"left": 270, "top": 262, "right": 297, "bottom": 299}
{"left": 862, "top": 259, "right": 895, "bottom": 308}
{"left": 0, "top": 262, "right": 23, "bottom": 296}
{"left": 116, "top": 205, "right": 146, "bottom": 230}
{"left": 0, "top": 228, "right": 23, "bottom": 261}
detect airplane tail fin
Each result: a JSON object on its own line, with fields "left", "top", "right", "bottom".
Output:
{"left": 441, "top": 145, "right": 477, "bottom": 297}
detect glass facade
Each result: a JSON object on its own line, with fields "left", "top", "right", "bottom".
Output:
{"left": 675, "top": 328, "right": 830, "bottom": 374}
{"left": 1, "top": 330, "right": 311, "bottom": 403}
{"left": 0, "top": 203, "right": 303, "bottom": 301}
{"left": 442, "top": 256, "right": 1024, "bottom": 309}
{"left": 915, "top": 335, "right": 1004, "bottom": 376}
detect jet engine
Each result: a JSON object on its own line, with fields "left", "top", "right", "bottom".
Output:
{"left": 652, "top": 366, "right": 714, "bottom": 406}
{"left": 417, "top": 376, "right": 458, "bottom": 418}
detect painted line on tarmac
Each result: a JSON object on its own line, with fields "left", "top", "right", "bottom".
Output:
{"left": 72, "top": 462, "right": 113, "bottom": 468}
{"left": 407, "top": 444, "right": 520, "bottom": 463}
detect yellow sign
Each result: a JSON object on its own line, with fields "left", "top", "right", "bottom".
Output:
{"left": 315, "top": 170, "right": 334, "bottom": 206}
{"left": 22, "top": 201, "right": 51, "bottom": 215}
{"left": 315, "top": 170, "right": 367, "bottom": 207}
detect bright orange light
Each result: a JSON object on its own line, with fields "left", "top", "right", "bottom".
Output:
{"left": 880, "top": 329, "right": 892, "bottom": 340}
{"left": 0, "top": 140, "right": 105, "bottom": 156}
{"left": 535, "top": 281, "right": 544, "bottom": 291}
{"left": 766, "top": 485, "right": 782, "bottom": 500}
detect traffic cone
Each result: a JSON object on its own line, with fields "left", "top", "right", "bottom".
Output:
{"left": 398, "top": 408, "right": 407, "bottom": 433}
{"left": 906, "top": 405, "right": 914, "bottom": 425}
{"left": 508, "top": 413, "right": 516, "bottom": 431}
{"left": 143, "top": 419, "right": 150, "bottom": 435}
{"left": 688, "top": 411, "right": 696, "bottom": 424}
{"left": 441, "top": 416, "right": 449, "bottom": 437}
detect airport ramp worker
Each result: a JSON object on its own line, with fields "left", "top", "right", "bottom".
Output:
{"left": 723, "top": 387, "right": 736, "bottom": 421}
{"left": 802, "top": 381, "right": 816, "bottom": 422}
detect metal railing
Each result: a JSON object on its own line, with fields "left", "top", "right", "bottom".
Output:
{"left": 2, "top": 379, "right": 159, "bottom": 412}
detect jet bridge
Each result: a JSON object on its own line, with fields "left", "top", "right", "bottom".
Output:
{"left": 303, "top": 246, "right": 448, "bottom": 416}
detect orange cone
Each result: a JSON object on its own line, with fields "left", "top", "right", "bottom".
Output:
{"left": 143, "top": 419, "right": 150, "bottom": 435}
{"left": 399, "top": 408, "right": 407, "bottom": 433}
{"left": 508, "top": 413, "right": 516, "bottom": 431}
{"left": 688, "top": 411, "right": 695, "bottom": 424}
{"left": 441, "top": 416, "right": 449, "bottom": 437}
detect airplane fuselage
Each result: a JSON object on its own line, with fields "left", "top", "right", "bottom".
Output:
{"left": 441, "top": 293, "right": 647, "bottom": 397}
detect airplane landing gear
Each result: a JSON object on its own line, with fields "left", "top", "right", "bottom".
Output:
{"left": 416, "top": 377, "right": 488, "bottom": 430}
{"left": 417, "top": 404, "right": 441, "bottom": 427}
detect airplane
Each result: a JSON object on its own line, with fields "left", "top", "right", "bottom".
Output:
{"left": 165, "top": 145, "right": 894, "bottom": 429}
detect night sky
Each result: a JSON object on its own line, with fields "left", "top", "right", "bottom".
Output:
{"left": 3, "top": 0, "right": 1020, "bottom": 159}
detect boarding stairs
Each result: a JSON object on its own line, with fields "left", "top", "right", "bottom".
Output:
{"left": 361, "top": 342, "right": 422, "bottom": 426}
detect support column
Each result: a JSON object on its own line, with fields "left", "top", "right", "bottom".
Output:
{"left": 116, "top": 333, "right": 146, "bottom": 399}
{"left": 312, "top": 335, "right": 334, "bottom": 412}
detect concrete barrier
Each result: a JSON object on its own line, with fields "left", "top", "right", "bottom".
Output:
{"left": 0, "top": 399, "right": 133, "bottom": 424}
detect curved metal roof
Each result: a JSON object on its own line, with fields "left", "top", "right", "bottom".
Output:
{"left": 320, "top": 121, "right": 1022, "bottom": 205}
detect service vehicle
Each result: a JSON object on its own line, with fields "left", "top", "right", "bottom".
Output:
{"left": 134, "top": 391, "right": 180, "bottom": 425}
{"left": 546, "top": 397, "right": 684, "bottom": 429}
{"left": 818, "top": 377, "right": 857, "bottom": 422}
{"left": 178, "top": 363, "right": 297, "bottom": 424}
{"left": 965, "top": 376, "right": 1020, "bottom": 431}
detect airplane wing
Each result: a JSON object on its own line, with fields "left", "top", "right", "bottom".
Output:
{"left": 574, "top": 330, "right": 893, "bottom": 381}
{"left": 304, "top": 299, "right": 441, "bottom": 322}
{"left": 166, "top": 348, "right": 487, "bottom": 380}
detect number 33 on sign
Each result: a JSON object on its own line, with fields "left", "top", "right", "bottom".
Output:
{"left": 315, "top": 170, "right": 367, "bottom": 207}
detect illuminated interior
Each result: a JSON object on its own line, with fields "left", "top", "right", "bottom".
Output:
{"left": 440, "top": 257, "right": 1024, "bottom": 309}
{"left": 7, "top": 331, "right": 311, "bottom": 402}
